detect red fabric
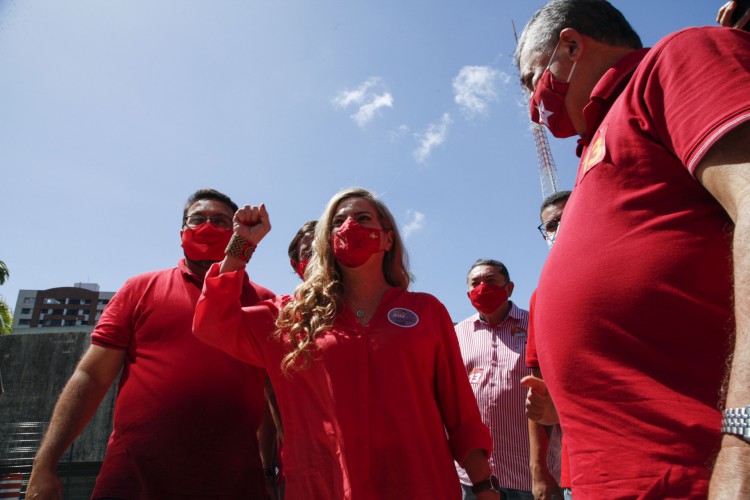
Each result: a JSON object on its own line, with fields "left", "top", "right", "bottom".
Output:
{"left": 0, "top": 473, "right": 22, "bottom": 499}
{"left": 535, "top": 28, "right": 749, "bottom": 499}
{"left": 180, "top": 223, "right": 233, "bottom": 262}
{"left": 90, "top": 259, "right": 275, "bottom": 499}
{"left": 194, "top": 265, "right": 492, "bottom": 500}
{"left": 331, "top": 218, "right": 383, "bottom": 268}
{"left": 467, "top": 283, "right": 508, "bottom": 314}
{"left": 525, "top": 291, "right": 568, "bottom": 489}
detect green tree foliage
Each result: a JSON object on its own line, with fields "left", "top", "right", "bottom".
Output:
{"left": 0, "top": 295, "right": 11, "bottom": 334}
{"left": 0, "top": 260, "right": 11, "bottom": 334}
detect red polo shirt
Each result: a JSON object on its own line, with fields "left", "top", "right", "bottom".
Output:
{"left": 91, "top": 259, "right": 275, "bottom": 499}
{"left": 534, "top": 27, "right": 749, "bottom": 498}
{"left": 194, "top": 264, "right": 492, "bottom": 500}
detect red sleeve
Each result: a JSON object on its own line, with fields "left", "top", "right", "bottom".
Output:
{"left": 193, "top": 263, "right": 282, "bottom": 368}
{"left": 432, "top": 298, "right": 492, "bottom": 464}
{"left": 641, "top": 27, "right": 750, "bottom": 174}
{"left": 90, "top": 276, "right": 141, "bottom": 350}
{"left": 526, "top": 290, "right": 539, "bottom": 369}
{"left": 242, "top": 273, "right": 276, "bottom": 305}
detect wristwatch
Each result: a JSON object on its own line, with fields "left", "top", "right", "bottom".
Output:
{"left": 721, "top": 405, "right": 750, "bottom": 443}
{"left": 471, "top": 474, "right": 500, "bottom": 494}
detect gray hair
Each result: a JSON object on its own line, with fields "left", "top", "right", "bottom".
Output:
{"left": 515, "top": 0, "right": 642, "bottom": 68}
{"left": 467, "top": 259, "right": 510, "bottom": 283}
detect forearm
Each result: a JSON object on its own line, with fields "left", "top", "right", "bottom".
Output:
{"left": 219, "top": 255, "right": 247, "bottom": 274}
{"left": 528, "top": 419, "right": 552, "bottom": 474}
{"left": 461, "top": 448, "right": 492, "bottom": 484}
{"left": 724, "top": 203, "right": 750, "bottom": 411}
{"left": 33, "top": 369, "right": 112, "bottom": 471}
{"left": 709, "top": 202, "right": 750, "bottom": 497}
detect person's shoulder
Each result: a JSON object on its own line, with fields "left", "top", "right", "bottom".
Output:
{"left": 454, "top": 315, "right": 477, "bottom": 332}
{"left": 652, "top": 26, "right": 747, "bottom": 56}
{"left": 119, "top": 266, "right": 176, "bottom": 290}
{"left": 510, "top": 302, "right": 529, "bottom": 318}
{"left": 396, "top": 289, "right": 443, "bottom": 307}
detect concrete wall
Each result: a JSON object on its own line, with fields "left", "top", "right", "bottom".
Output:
{"left": 0, "top": 330, "right": 117, "bottom": 468}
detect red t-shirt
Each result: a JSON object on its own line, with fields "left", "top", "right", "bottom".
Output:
{"left": 91, "top": 260, "right": 275, "bottom": 499}
{"left": 194, "top": 265, "right": 492, "bottom": 500}
{"left": 535, "top": 27, "right": 749, "bottom": 499}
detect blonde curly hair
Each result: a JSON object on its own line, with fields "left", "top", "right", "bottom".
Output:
{"left": 275, "top": 188, "right": 410, "bottom": 375}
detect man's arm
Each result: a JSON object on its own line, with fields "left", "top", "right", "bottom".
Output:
{"left": 695, "top": 120, "right": 750, "bottom": 499}
{"left": 26, "top": 344, "right": 125, "bottom": 500}
{"left": 527, "top": 368, "right": 562, "bottom": 500}
{"left": 462, "top": 449, "right": 501, "bottom": 500}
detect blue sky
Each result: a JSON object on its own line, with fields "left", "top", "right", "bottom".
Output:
{"left": 0, "top": 0, "right": 723, "bottom": 323}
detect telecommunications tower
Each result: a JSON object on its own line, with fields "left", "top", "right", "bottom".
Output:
{"left": 512, "top": 21, "right": 561, "bottom": 200}
{"left": 531, "top": 123, "right": 560, "bottom": 199}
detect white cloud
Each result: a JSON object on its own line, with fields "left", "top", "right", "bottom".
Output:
{"left": 389, "top": 124, "right": 410, "bottom": 142}
{"left": 413, "top": 113, "right": 452, "bottom": 163}
{"left": 402, "top": 210, "right": 425, "bottom": 240}
{"left": 452, "top": 66, "right": 509, "bottom": 119}
{"left": 332, "top": 77, "right": 393, "bottom": 127}
{"left": 352, "top": 92, "right": 393, "bottom": 126}
{"left": 332, "top": 77, "right": 377, "bottom": 107}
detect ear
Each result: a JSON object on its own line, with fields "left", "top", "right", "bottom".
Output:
{"left": 559, "top": 28, "right": 584, "bottom": 62}
{"left": 383, "top": 230, "right": 394, "bottom": 252}
{"left": 506, "top": 281, "right": 515, "bottom": 298}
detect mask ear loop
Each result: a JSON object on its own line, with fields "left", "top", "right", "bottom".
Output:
{"left": 547, "top": 37, "right": 578, "bottom": 83}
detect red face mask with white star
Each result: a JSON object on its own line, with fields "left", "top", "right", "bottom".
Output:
{"left": 529, "top": 41, "right": 578, "bottom": 138}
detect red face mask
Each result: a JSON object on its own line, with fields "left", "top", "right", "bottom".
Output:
{"left": 331, "top": 218, "right": 383, "bottom": 268}
{"left": 529, "top": 43, "right": 578, "bottom": 139}
{"left": 181, "top": 223, "right": 233, "bottom": 262}
{"left": 291, "top": 258, "right": 310, "bottom": 280}
{"left": 468, "top": 283, "right": 509, "bottom": 314}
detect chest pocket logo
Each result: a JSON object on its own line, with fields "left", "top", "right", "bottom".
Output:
{"left": 468, "top": 368, "right": 484, "bottom": 384}
{"left": 387, "top": 308, "right": 419, "bottom": 327}
{"left": 512, "top": 327, "right": 527, "bottom": 340}
{"left": 580, "top": 125, "right": 607, "bottom": 179}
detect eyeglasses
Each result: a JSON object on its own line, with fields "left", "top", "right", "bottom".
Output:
{"left": 184, "top": 214, "right": 233, "bottom": 230}
{"left": 537, "top": 217, "right": 561, "bottom": 239}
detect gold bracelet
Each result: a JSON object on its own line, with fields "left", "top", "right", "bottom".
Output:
{"left": 225, "top": 233, "right": 256, "bottom": 263}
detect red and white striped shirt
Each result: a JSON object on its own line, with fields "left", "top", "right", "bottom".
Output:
{"left": 454, "top": 303, "right": 561, "bottom": 491}
{"left": 0, "top": 473, "right": 22, "bottom": 499}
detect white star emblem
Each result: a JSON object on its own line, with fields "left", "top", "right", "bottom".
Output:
{"left": 536, "top": 101, "right": 554, "bottom": 127}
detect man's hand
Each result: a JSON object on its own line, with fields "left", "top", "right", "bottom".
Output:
{"left": 25, "top": 466, "right": 63, "bottom": 500}
{"left": 718, "top": 1, "right": 750, "bottom": 29}
{"left": 521, "top": 375, "right": 559, "bottom": 426}
{"left": 233, "top": 203, "right": 271, "bottom": 246}
{"left": 531, "top": 466, "right": 563, "bottom": 500}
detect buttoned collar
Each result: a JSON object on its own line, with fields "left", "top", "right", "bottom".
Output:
{"left": 473, "top": 301, "right": 522, "bottom": 328}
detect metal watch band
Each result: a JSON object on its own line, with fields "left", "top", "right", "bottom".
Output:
{"left": 721, "top": 405, "right": 750, "bottom": 442}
